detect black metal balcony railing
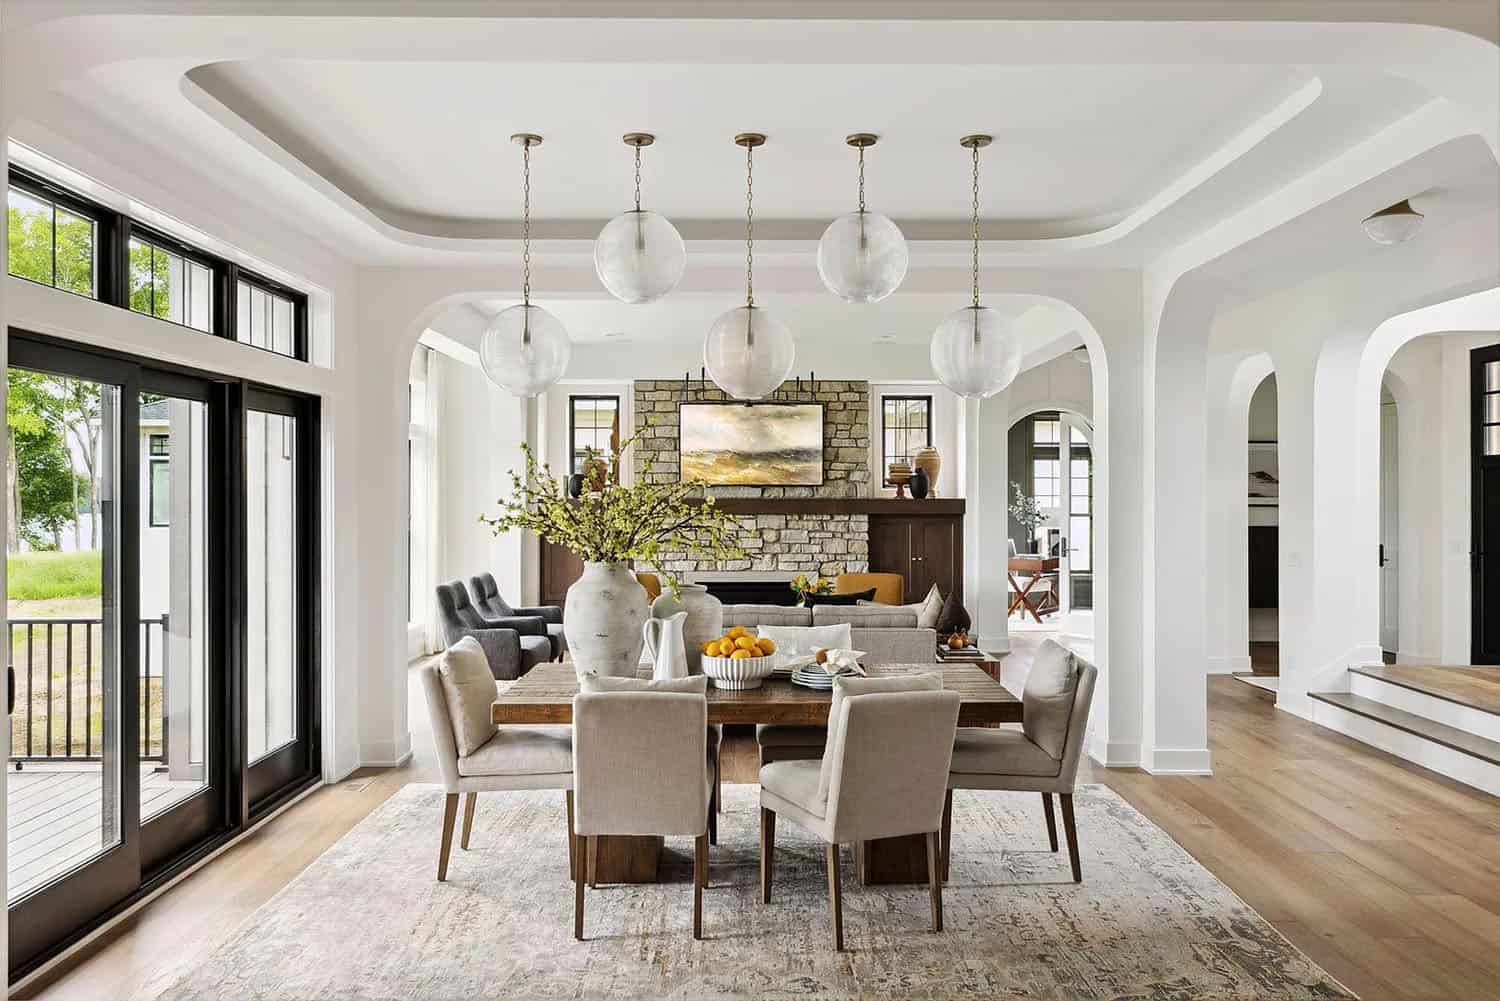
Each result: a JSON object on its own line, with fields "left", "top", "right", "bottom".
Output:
{"left": 8, "top": 615, "right": 169, "bottom": 766}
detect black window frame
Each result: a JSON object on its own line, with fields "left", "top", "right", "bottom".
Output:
{"left": 6, "top": 167, "right": 114, "bottom": 301}
{"left": 880, "top": 394, "right": 933, "bottom": 487}
{"left": 7, "top": 164, "right": 310, "bottom": 362}
{"left": 568, "top": 394, "right": 621, "bottom": 478}
{"left": 148, "top": 433, "right": 171, "bottom": 528}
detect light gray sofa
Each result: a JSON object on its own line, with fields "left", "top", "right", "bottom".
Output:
{"left": 720, "top": 604, "right": 937, "bottom": 667}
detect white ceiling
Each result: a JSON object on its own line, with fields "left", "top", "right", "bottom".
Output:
{"left": 8, "top": 8, "right": 1490, "bottom": 272}
{"left": 188, "top": 59, "right": 1298, "bottom": 232}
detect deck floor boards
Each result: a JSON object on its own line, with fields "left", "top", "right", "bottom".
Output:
{"left": 7, "top": 766, "right": 202, "bottom": 901}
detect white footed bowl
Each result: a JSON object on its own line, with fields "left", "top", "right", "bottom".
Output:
{"left": 701, "top": 654, "right": 776, "bottom": 690}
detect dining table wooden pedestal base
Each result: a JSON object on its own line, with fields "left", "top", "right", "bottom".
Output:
{"left": 855, "top": 834, "right": 937, "bottom": 885}
{"left": 572, "top": 834, "right": 664, "bottom": 885}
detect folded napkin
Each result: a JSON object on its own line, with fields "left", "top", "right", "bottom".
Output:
{"left": 783, "top": 649, "right": 867, "bottom": 677}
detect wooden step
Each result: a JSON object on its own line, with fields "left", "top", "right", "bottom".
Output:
{"left": 1348, "top": 665, "right": 1500, "bottom": 717}
{"left": 1308, "top": 691, "right": 1500, "bottom": 766}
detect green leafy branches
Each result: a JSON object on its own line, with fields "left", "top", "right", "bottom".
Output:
{"left": 481, "top": 432, "right": 746, "bottom": 569}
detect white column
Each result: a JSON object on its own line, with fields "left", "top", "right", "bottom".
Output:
{"left": 1139, "top": 279, "right": 1212, "bottom": 775}
{"left": 963, "top": 393, "right": 1012, "bottom": 652}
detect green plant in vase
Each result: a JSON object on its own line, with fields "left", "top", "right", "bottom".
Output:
{"left": 1008, "top": 481, "right": 1046, "bottom": 554}
{"left": 481, "top": 432, "right": 744, "bottom": 675}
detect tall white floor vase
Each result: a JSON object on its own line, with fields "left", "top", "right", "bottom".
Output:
{"left": 565, "top": 562, "right": 647, "bottom": 677}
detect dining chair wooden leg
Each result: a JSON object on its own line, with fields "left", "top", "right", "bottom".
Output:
{"left": 1060, "top": 793, "right": 1081, "bottom": 882}
{"left": 566, "top": 790, "right": 576, "bottom": 881}
{"left": 926, "top": 831, "right": 944, "bottom": 933}
{"left": 693, "top": 833, "right": 708, "bottom": 940}
{"left": 460, "top": 792, "right": 478, "bottom": 850}
{"left": 708, "top": 761, "right": 719, "bottom": 846}
{"left": 941, "top": 789, "right": 953, "bottom": 882}
{"left": 574, "top": 835, "right": 587, "bottom": 940}
{"left": 716, "top": 747, "right": 723, "bottom": 814}
{"left": 1042, "top": 792, "right": 1059, "bottom": 852}
{"left": 826, "top": 842, "right": 844, "bottom": 952}
{"left": 587, "top": 833, "right": 600, "bottom": 888}
{"left": 759, "top": 807, "right": 776, "bottom": 903}
{"left": 436, "top": 793, "right": 459, "bottom": 882}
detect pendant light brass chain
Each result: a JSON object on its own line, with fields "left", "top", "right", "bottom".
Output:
{"left": 970, "top": 140, "right": 981, "bottom": 309}
{"left": 521, "top": 140, "right": 532, "bottom": 308}
{"left": 745, "top": 141, "right": 755, "bottom": 307}
{"left": 634, "top": 144, "right": 643, "bottom": 213}
{"left": 857, "top": 144, "right": 866, "bottom": 214}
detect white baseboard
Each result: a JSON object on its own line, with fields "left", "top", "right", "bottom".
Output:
{"left": 1142, "top": 746, "right": 1213, "bottom": 775}
{"left": 1088, "top": 736, "right": 1141, "bottom": 769}
{"left": 361, "top": 732, "right": 414, "bottom": 769}
{"left": 1310, "top": 699, "right": 1500, "bottom": 797}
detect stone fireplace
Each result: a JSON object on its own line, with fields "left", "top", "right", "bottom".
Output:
{"left": 633, "top": 378, "right": 873, "bottom": 578}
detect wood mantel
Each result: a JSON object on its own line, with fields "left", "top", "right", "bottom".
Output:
{"left": 699, "top": 497, "right": 965, "bottom": 517}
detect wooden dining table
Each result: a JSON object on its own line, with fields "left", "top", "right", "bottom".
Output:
{"left": 494, "top": 662, "right": 1021, "bottom": 886}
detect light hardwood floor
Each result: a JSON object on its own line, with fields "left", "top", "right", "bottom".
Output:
{"left": 18, "top": 646, "right": 1500, "bottom": 1001}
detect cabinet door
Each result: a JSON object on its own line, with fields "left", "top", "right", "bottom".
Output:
{"left": 913, "top": 517, "right": 960, "bottom": 603}
{"left": 540, "top": 538, "right": 584, "bottom": 608}
{"left": 867, "top": 517, "right": 913, "bottom": 603}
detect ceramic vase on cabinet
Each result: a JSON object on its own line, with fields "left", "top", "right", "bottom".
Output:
{"left": 650, "top": 582, "right": 723, "bottom": 674}
{"left": 913, "top": 446, "right": 941, "bottom": 496}
{"left": 565, "top": 562, "right": 647, "bottom": 677}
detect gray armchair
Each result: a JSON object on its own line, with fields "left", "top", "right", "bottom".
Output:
{"left": 470, "top": 572, "right": 566, "bottom": 661}
{"left": 435, "top": 581, "right": 551, "bottom": 680}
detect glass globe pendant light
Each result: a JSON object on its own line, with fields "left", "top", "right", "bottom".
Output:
{"left": 594, "top": 132, "right": 686, "bottom": 303}
{"left": 817, "top": 132, "right": 908, "bottom": 303}
{"left": 703, "top": 133, "right": 795, "bottom": 400}
{"left": 479, "top": 133, "right": 572, "bottom": 398}
{"left": 929, "top": 134, "right": 1021, "bottom": 399}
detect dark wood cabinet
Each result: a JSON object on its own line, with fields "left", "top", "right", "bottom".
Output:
{"left": 868, "top": 513, "right": 963, "bottom": 604}
{"left": 539, "top": 537, "right": 584, "bottom": 609}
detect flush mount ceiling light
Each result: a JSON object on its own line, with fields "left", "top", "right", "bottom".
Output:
{"left": 479, "top": 134, "right": 572, "bottom": 397}
{"left": 594, "top": 132, "right": 686, "bottom": 304}
{"left": 929, "top": 134, "right": 1021, "bottom": 399}
{"left": 703, "top": 132, "right": 795, "bottom": 400}
{"left": 1362, "top": 198, "right": 1424, "bottom": 245}
{"left": 817, "top": 133, "right": 908, "bottom": 303}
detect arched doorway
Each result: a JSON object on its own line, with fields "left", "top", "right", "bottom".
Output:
{"left": 1005, "top": 408, "right": 1095, "bottom": 636}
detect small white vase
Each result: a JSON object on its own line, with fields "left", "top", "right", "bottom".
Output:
{"left": 650, "top": 583, "right": 724, "bottom": 675}
{"left": 642, "top": 611, "right": 689, "bottom": 681}
{"left": 564, "top": 562, "right": 648, "bottom": 677}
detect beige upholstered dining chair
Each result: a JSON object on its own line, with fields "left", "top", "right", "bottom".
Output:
{"left": 759, "top": 674, "right": 960, "bottom": 951}
{"left": 943, "top": 638, "right": 1098, "bottom": 883}
{"left": 572, "top": 676, "right": 714, "bottom": 940}
{"left": 419, "top": 637, "right": 573, "bottom": 882}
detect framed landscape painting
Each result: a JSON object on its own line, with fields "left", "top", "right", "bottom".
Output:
{"left": 679, "top": 402, "right": 824, "bottom": 486}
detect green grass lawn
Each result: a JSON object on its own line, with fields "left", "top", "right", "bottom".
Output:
{"left": 7, "top": 550, "right": 103, "bottom": 601}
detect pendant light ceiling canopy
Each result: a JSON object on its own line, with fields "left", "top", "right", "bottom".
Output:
{"left": 479, "top": 133, "right": 572, "bottom": 398}
{"left": 1362, "top": 198, "right": 1424, "bottom": 245}
{"left": 817, "top": 133, "right": 908, "bottom": 303}
{"left": 703, "top": 132, "right": 796, "bottom": 400}
{"left": 930, "top": 134, "right": 1021, "bottom": 399}
{"left": 594, "top": 132, "right": 687, "bottom": 304}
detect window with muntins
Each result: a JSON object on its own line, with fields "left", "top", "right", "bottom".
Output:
{"left": 7, "top": 183, "right": 97, "bottom": 297}
{"left": 129, "top": 235, "right": 213, "bottom": 332}
{"left": 881, "top": 395, "right": 932, "bottom": 485}
{"left": 570, "top": 396, "right": 620, "bottom": 477}
{"left": 8, "top": 165, "right": 310, "bottom": 361}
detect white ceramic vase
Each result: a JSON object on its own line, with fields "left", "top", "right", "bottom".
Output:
{"left": 650, "top": 582, "right": 723, "bottom": 674}
{"left": 564, "top": 562, "right": 648, "bottom": 677}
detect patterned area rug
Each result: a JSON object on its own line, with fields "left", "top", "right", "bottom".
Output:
{"left": 144, "top": 783, "right": 1355, "bottom": 1000}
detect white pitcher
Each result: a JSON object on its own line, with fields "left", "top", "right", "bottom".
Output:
{"left": 641, "top": 611, "right": 689, "bottom": 681}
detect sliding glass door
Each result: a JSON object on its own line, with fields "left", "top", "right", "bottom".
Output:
{"left": 6, "top": 344, "right": 137, "bottom": 969}
{"left": 243, "top": 390, "right": 317, "bottom": 810}
{"left": 6, "top": 334, "right": 320, "bottom": 977}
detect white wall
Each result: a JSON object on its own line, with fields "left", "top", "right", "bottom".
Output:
{"left": 867, "top": 383, "right": 963, "bottom": 498}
